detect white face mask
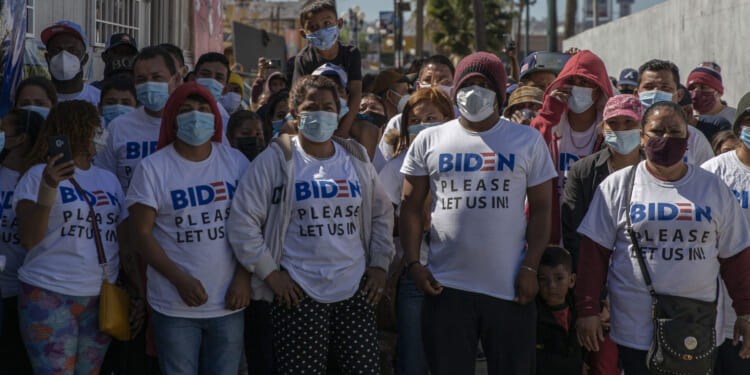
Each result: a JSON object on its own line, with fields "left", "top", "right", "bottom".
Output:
{"left": 456, "top": 85, "right": 496, "bottom": 122}
{"left": 390, "top": 90, "right": 410, "bottom": 113}
{"left": 93, "top": 127, "right": 109, "bottom": 155}
{"left": 219, "top": 92, "right": 242, "bottom": 114}
{"left": 49, "top": 50, "right": 82, "bottom": 81}
{"left": 567, "top": 86, "right": 595, "bottom": 114}
{"left": 339, "top": 97, "right": 349, "bottom": 120}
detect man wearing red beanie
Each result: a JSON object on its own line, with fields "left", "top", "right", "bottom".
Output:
{"left": 399, "top": 51, "right": 556, "bottom": 374}
{"left": 687, "top": 62, "right": 736, "bottom": 122}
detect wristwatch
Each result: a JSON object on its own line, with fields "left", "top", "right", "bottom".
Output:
{"left": 737, "top": 314, "right": 750, "bottom": 323}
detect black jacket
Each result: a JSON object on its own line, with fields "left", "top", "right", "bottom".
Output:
{"left": 535, "top": 293, "right": 584, "bottom": 375}
{"left": 560, "top": 148, "right": 613, "bottom": 269}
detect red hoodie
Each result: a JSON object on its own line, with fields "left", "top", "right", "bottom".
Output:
{"left": 530, "top": 50, "right": 613, "bottom": 245}
{"left": 157, "top": 82, "right": 224, "bottom": 150}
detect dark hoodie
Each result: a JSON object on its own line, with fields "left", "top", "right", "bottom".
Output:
{"left": 530, "top": 50, "right": 613, "bottom": 245}
{"left": 157, "top": 81, "right": 224, "bottom": 150}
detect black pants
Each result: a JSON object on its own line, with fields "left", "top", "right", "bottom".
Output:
{"left": 271, "top": 286, "right": 379, "bottom": 375}
{"left": 421, "top": 287, "right": 536, "bottom": 375}
{"left": 618, "top": 345, "right": 653, "bottom": 375}
{"left": 716, "top": 338, "right": 750, "bottom": 374}
{"left": 0, "top": 297, "right": 32, "bottom": 375}
{"left": 245, "top": 300, "right": 274, "bottom": 375}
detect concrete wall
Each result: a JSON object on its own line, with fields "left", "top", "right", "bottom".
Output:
{"left": 563, "top": 0, "right": 750, "bottom": 107}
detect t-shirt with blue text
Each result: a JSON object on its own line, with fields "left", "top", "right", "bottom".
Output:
{"left": 0, "top": 167, "right": 24, "bottom": 297}
{"left": 95, "top": 107, "right": 161, "bottom": 191}
{"left": 126, "top": 143, "right": 250, "bottom": 318}
{"left": 14, "top": 165, "right": 127, "bottom": 296}
{"left": 702, "top": 150, "right": 750, "bottom": 340}
{"left": 578, "top": 161, "right": 750, "bottom": 350}
{"left": 400, "top": 118, "right": 557, "bottom": 300}
{"left": 282, "top": 137, "right": 365, "bottom": 303}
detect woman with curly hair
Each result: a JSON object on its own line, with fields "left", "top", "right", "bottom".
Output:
{"left": 14, "top": 100, "right": 129, "bottom": 374}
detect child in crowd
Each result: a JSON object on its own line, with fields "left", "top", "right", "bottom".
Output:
{"left": 98, "top": 75, "right": 137, "bottom": 127}
{"left": 293, "top": 0, "right": 362, "bottom": 141}
{"left": 536, "top": 245, "right": 584, "bottom": 375}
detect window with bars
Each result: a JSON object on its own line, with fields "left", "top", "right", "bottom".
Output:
{"left": 93, "top": 0, "right": 140, "bottom": 48}
{"left": 25, "top": 0, "right": 34, "bottom": 36}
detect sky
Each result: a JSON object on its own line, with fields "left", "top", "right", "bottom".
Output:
{"left": 331, "top": 0, "right": 669, "bottom": 23}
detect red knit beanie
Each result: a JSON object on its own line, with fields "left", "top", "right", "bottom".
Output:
{"left": 687, "top": 67, "right": 723, "bottom": 95}
{"left": 453, "top": 52, "right": 508, "bottom": 104}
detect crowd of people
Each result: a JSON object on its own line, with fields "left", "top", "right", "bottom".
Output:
{"left": 1, "top": 0, "right": 750, "bottom": 374}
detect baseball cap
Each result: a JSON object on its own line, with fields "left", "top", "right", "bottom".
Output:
{"left": 519, "top": 52, "right": 570, "bottom": 81}
{"left": 618, "top": 68, "right": 638, "bottom": 87}
{"left": 41, "top": 20, "right": 88, "bottom": 49}
{"left": 372, "top": 69, "right": 409, "bottom": 95}
{"left": 312, "top": 63, "right": 348, "bottom": 88}
{"left": 105, "top": 33, "right": 138, "bottom": 54}
{"left": 603, "top": 94, "right": 644, "bottom": 122}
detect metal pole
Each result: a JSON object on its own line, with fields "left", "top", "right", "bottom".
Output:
{"left": 547, "top": 0, "right": 557, "bottom": 51}
{"left": 525, "top": 0, "right": 530, "bottom": 57}
{"left": 416, "top": 0, "right": 424, "bottom": 58}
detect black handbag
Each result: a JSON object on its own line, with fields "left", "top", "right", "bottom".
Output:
{"left": 624, "top": 165, "right": 717, "bottom": 375}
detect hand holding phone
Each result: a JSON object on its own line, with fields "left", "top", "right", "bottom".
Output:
{"left": 44, "top": 135, "right": 75, "bottom": 187}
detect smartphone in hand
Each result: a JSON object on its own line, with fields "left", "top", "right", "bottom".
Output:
{"left": 47, "top": 135, "right": 73, "bottom": 170}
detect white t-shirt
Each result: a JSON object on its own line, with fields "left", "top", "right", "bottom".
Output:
{"left": 126, "top": 143, "right": 249, "bottom": 318}
{"left": 375, "top": 114, "right": 403, "bottom": 172}
{"left": 57, "top": 83, "right": 101, "bottom": 108}
{"left": 556, "top": 114, "right": 600, "bottom": 200}
{"left": 578, "top": 161, "right": 750, "bottom": 350}
{"left": 379, "top": 152, "right": 406, "bottom": 208}
{"left": 400, "top": 118, "right": 557, "bottom": 300}
{"left": 702, "top": 150, "right": 750, "bottom": 340}
{"left": 14, "top": 165, "right": 127, "bottom": 296}
{"left": 685, "top": 125, "right": 714, "bottom": 166}
{"left": 282, "top": 137, "right": 366, "bottom": 303}
{"left": 95, "top": 107, "right": 161, "bottom": 191}
{"left": 0, "top": 167, "right": 24, "bottom": 298}
{"left": 716, "top": 105, "right": 737, "bottom": 124}
{"left": 218, "top": 102, "right": 230, "bottom": 128}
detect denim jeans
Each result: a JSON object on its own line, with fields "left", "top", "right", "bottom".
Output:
{"left": 152, "top": 310, "right": 244, "bottom": 375}
{"left": 397, "top": 278, "right": 428, "bottom": 375}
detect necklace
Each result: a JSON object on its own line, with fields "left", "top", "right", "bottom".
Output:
{"left": 568, "top": 125, "right": 596, "bottom": 150}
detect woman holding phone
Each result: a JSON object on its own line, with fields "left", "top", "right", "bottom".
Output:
{"left": 14, "top": 100, "right": 129, "bottom": 374}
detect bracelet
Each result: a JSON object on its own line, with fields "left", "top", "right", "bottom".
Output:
{"left": 520, "top": 265, "right": 537, "bottom": 274}
{"left": 37, "top": 179, "right": 57, "bottom": 207}
{"left": 406, "top": 260, "right": 421, "bottom": 272}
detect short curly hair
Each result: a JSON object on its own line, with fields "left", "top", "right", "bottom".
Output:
{"left": 23, "top": 100, "right": 101, "bottom": 173}
{"left": 289, "top": 75, "right": 340, "bottom": 116}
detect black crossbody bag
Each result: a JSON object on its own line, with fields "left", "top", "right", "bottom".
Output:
{"left": 624, "top": 165, "right": 717, "bottom": 375}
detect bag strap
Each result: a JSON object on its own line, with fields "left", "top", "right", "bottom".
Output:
{"left": 69, "top": 178, "right": 107, "bottom": 267}
{"left": 624, "top": 165, "right": 657, "bottom": 298}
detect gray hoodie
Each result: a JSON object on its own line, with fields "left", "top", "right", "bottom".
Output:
{"left": 227, "top": 134, "right": 395, "bottom": 302}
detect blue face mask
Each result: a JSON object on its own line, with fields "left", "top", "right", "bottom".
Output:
{"left": 272, "top": 119, "right": 284, "bottom": 135}
{"left": 603, "top": 129, "right": 641, "bottom": 155}
{"left": 102, "top": 104, "right": 135, "bottom": 123}
{"left": 638, "top": 90, "right": 673, "bottom": 110}
{"left": 176, "top": 111, "right": 216, "bottom": 146}
{"left": 339, "top": 98, "right": 349, "bottom": 120}
{"left": 408, "top": 122, "right": 441, "bottom": 135}
{"left": 196, "top": 78, "right": 224, "bottom": 101}
{"left": 306, "top": 25, "right": 339, "bottom": 51}
{"left": 20, "top": 105, "right": 50, "bottom": 119}
{"left": 299, "top": 111, "right": 339, "bottom": 143}
{"left": 741, "top": 126, "right": 750, "bottom": 150}
{"left": 136, "top": 81, "right": 170, "bottom": 111}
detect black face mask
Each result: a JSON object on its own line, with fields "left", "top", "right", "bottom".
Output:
{"left": 235, "top": 136, "right": 266, "bottom": 161}
{"left": 360, "top": 111, "right": 388, "bottom": 128}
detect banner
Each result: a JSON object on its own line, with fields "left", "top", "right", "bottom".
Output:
{"left": 379, "top": 11, "right": 394, "bottom": 35}
{"left": 193, "top": 0, "right": 224, "bottom": 59}
{"left": 0, "top": 0, "right": 27, "bottom": 117}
